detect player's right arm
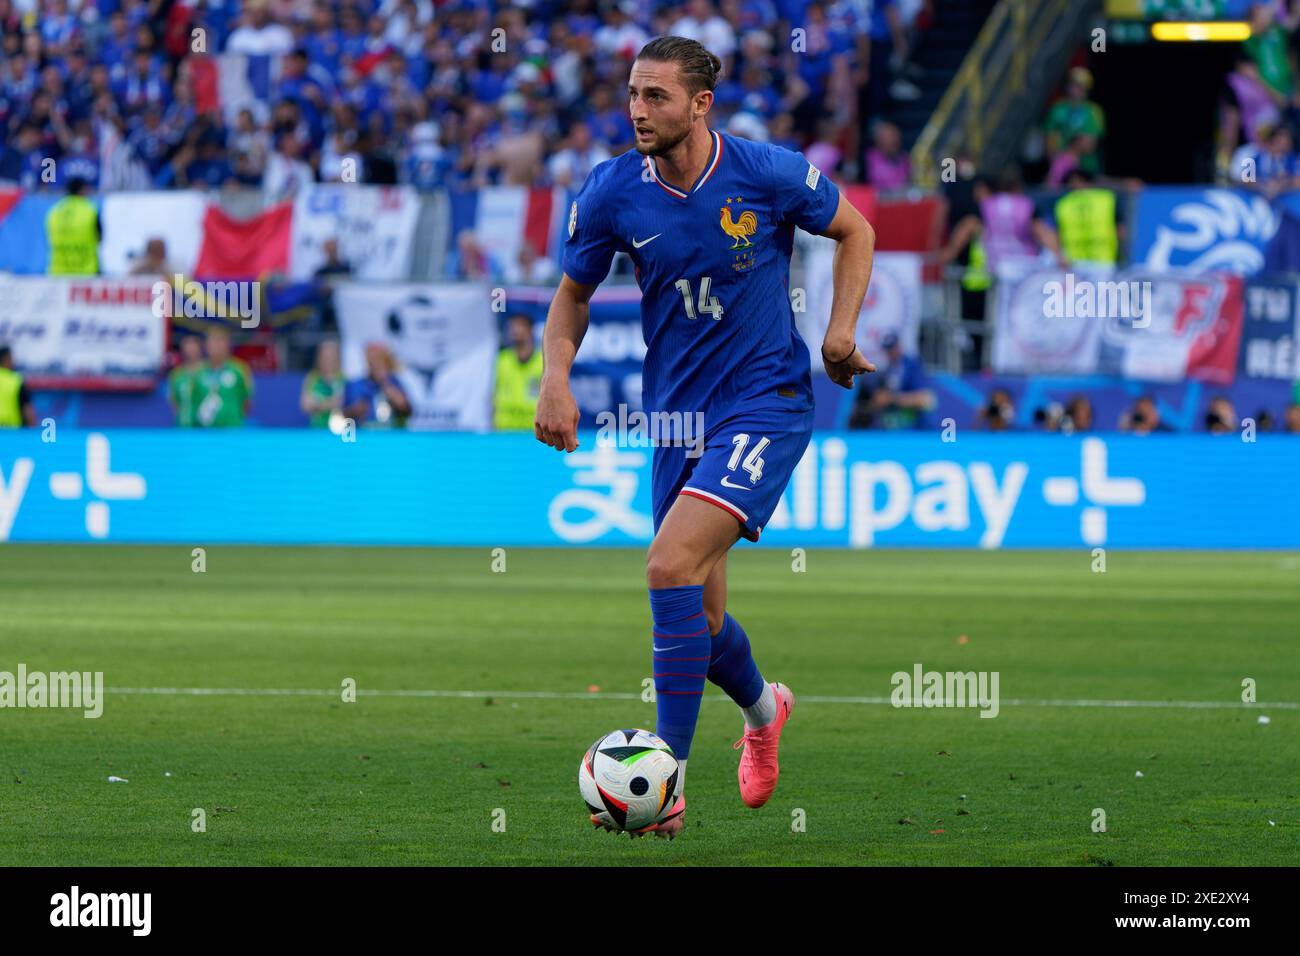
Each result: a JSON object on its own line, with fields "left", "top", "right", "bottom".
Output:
{"left": 537, "top": 172, "right": 618, "bottom": 453}
{"left": 535, "top": 274, "right": 596, "bottom": 452}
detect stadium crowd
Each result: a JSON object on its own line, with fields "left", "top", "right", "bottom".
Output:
{"left": 0, "top": 0, "right": 935, "bottom": 195}
{"left": 1219, "top": 0, "right": 1300, "bottom": 193}
{"left": 2, "top": 1, "right": 1300, "bottom": 435}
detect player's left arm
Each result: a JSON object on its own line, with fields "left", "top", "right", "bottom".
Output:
{"left": 818, "top": 193, "right": 877, "bottom": 389}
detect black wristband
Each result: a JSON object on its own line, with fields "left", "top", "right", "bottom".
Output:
{"left": 821, "top": 343, "right": 855, "bottom": 364}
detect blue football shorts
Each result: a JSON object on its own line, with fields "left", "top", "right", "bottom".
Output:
{"left": 650, "top": 404, "right": 814, "bottom": 542}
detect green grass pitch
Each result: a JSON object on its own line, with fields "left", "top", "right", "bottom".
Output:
{"left": 1, "top": 545, "right": 1296, "bottom": 866}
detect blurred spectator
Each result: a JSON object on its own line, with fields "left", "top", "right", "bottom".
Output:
{"left": 129, "top": 237, "right": 177, "bottom": 277}
{"left": 547, "top": 122, "right": 611, "bottom": 189}
{"left": 726, "top": 110, "right": 771, "bottom": 142}
{"left": 1063, "top": 395, "right": 1092, "bottom": 433}
{"left": 167, "top": 334, "right": 204, "bottom": 428}
{"left": 1043, "top": 66, "right": 1104, "bottom": 177}
{"left": 494, "top": 315, "right": 543, "bottom": 431}
{"left": 229, "top": 107, "right": 271, "bottom": 186}
{"left": 1045, "top": 132, "right": 1097, "bottom": 188}
{"left": 940, "top": 165, "right": 1064, "bottom": 276}
{"left": 865, "top": 119, "right": 910, "bottom": 191}
{"left": 1119, "top": 395, "right": 1173, "bottom": 435}
{"left": 670, "top": 0, "right": 737, "bottom": 63}
{"left": 1031, "top": 394, "right": 1090, "bottom": 433}
{"left": 1243, "top": 1, "right": 1296, "bottom": 103}
{"left": 977, "top": 388, "right": 1016, "bottom": 431}
{"left": 1033, "top": 401, "right": 1066, "bottom": 432}
{"left": 226, "top": 0, "right": 295, "bottom": 57}
{"left": 1048, "top": 168, "right": 1121, "bottom": 268}
{"left": 263, "top": 132, "right": 314, "bottom": 203}
{"left": 451, "top": 229, "right": 491, "bottom": 280}
{"left": 344, "top": 342, "right": 411, "bottom": 429}
{"left": 1204, "top": 395, "right": 1238, "bottom": 434}
{"left": 1227, "top": 116, "right": 1275, "bottom": 187}
{"left": 313, "top": 237, "right": 352, "bottom": 330}
{"left": 0, "top": 123, "right": 48, "bottom": 187}
{"left": 0, "top": 344, "right": 35, "bottom": 428}
{"left": 1285, "top": 402, "right": 1300, "bottom": 433}
{"left": 1249, "top": 123, "right": 1299, "bottom": 195}
{"left": 848, "top": 332, "right": 932, "bottom": 429}
{"left": 511, "top": 240, "right": 556, "bottom": 284}
{"left": 45, "top": 177, "right": 100, "bottom": 275}
{"left": 194, "top": 327, "right": 254, "bottom": 428}
{"left": 1222, "top": 58, "right": 1282, "bottom": 175}
{"left": 300, "top": 339, "right": 346, "bottom": 428}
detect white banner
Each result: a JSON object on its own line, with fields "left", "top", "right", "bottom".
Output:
{"left": 100, "top": 191, "right": 208, "bottom": 277}
{"left": 801, "top": 244, "right": 922, "bottom": 366}
{"left": 991, "top": 267, "right": 1106, "bottom": 376}
{"left": 289, "top": 185, "right": 420, "bottom": 281}
{"left": 0, "top": 276, "right": 165, "bottom": 386}
{"left": 334, "top": 282, "right": 496, "bottom": 431}
{"left": 991, "top": 268, "right": 1245, "bottom": 383}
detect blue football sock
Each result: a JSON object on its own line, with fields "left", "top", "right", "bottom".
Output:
{"left": 707, "top": 612, "right": 766, "bottom": 710}
{"left": 650, "top": 585, "right": 710, "bottom": 761}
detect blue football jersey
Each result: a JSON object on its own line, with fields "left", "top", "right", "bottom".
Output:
{"left": 562, "top": 129, "right": 840, "bottom": 422}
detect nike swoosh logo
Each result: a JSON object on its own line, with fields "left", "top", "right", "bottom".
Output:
{"left": 653, "top": 644, "right": 682, "bottom": 652}
{"left": 631, "top": 234, "right": 661, "bottom": 248}
{"left": 719, "top": 476, "right": 751, "bottom": 490}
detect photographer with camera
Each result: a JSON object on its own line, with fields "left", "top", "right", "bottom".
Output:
{"left": 977, "top": 388, "right": 1016, "bottom": 431}
{"left": 1120, "top": 395, "right": 1173, "bottom": 435}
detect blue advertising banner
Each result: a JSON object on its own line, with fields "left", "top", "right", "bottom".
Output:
{"left": 1131, "top": 187, "right": 1280, "bottom": 275}
{"left": 1, "top": 431, "right": 1296, "bottom": 549}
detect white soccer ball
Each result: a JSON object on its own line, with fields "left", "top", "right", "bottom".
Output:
{"left": 578, "top": 729, "right": 680, "bottom": 831}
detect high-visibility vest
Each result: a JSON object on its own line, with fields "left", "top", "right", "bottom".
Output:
{"left": 1054, "top": 188, "right": 1118, "bottom": 265}
{"left": 961, "top": 235, "right": 991, "bottom": 291}
{"left": 45, "top": 194, "right": 99, "bottom": 275}
{"left": 494, "top": 349, "right": 544, "bottom": 431}
{"left": 0, "top": 367, "right": 24, "bottom": 427}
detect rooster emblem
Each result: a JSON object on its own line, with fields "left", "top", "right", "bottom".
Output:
{"left": 720, "top": 205, "right": 758, "bottom": 248}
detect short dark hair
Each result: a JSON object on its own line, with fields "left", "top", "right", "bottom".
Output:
{"left": 635, "top": 36, "right": 723, "bottom": 95}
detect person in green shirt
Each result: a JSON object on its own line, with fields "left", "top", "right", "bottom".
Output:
{"left": 494, "top": 314, "right": 543, "bottom": 431}
{"left": 194, "top": 326, "right": 253, "bottom": 428}
{"left": 300, "top": 339, "right": 346, "bottom": 428}
{"left": 1044, "top": 67, "right": 1105, "bottom": 176}
{"left": 1245, "top": 2, "right": 1294, "bottom": 100}
{"left": 167, "top": 335, "right": 204, "bottom": 427}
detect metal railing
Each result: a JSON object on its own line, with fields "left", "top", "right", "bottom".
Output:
{"left": 911, "top": 0, "right": 1103, "bottom": 188}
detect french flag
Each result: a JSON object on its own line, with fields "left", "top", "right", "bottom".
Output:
{"left": 190, "top": 53, "right": 282, "bottom": 127}
{"left": 447, "top": 187, "right": 567, "bottom": 281}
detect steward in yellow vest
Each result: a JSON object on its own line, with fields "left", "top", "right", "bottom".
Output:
{"left": 45, "top": 178, "right": 100, "bottom": 276}
{"left": 0, "top": 346, "right": 35, "bottom": 427}
{"left": 494, "top": 315, "right": 544, "bottom": 431}
{"left": 1054, "top": 170, "right": 1118, "bottom": 267}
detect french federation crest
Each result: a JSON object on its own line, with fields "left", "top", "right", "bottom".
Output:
{"left": 720, "top": 197, "right": 758, "bottom": 272}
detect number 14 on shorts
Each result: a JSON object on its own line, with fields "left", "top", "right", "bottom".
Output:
{"left": 727, "top": 433, "right": 769, "bottom": 485}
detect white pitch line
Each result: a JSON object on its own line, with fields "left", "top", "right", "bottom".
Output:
{"left": 105, "top": 688, "right": 1298, "bottom": 710}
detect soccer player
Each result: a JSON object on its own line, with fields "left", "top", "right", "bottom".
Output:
{"left": 536, "top": 36, "right": 876, "bottom": 838}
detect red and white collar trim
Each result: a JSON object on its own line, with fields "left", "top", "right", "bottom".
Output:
{"left": 644, "top": 129, "right": 723, "bottom": 199}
